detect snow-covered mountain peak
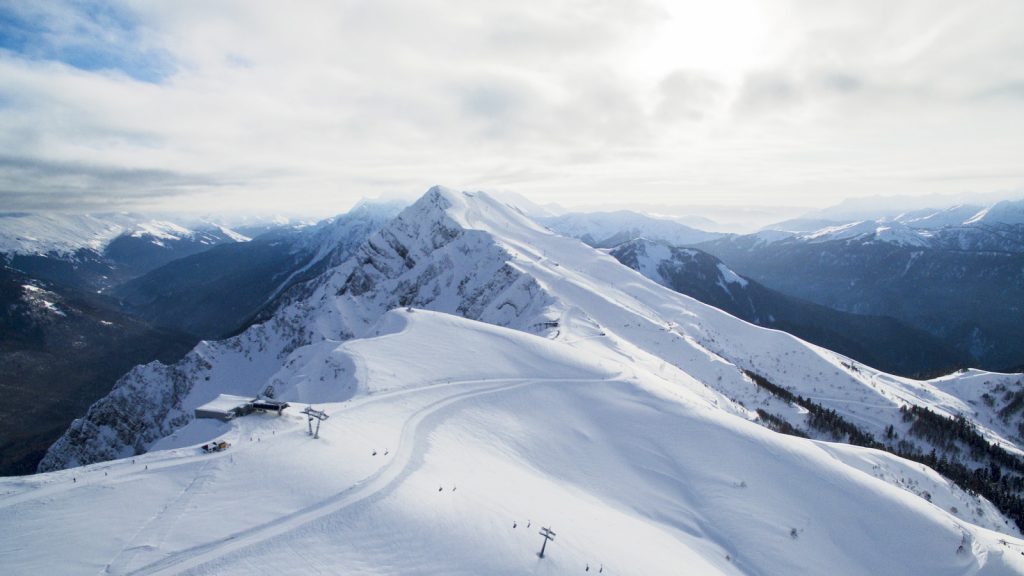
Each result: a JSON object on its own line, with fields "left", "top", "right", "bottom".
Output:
{"left": 33, "top": 186, "right": 1024, "bottom": 568}
{"left": 410, "top": 185, "right": 554, "bottom": 240}
{"left": 966, "top": 199, "right": 1024, "bottom": 226}
{"left": 347, "top": 197, "right": 410, "bottom": 219}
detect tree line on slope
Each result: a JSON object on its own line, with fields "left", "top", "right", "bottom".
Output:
{"left": 744, "top": 370, "right": 1024, "bottom": 532}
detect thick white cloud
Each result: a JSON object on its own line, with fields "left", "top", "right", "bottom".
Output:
{"left": 0, "top": 0, "right": 1021, "bottom": 215}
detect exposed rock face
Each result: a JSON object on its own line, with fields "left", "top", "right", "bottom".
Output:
{"left": 39, "top": 187, "right": 557, "bottom": 471}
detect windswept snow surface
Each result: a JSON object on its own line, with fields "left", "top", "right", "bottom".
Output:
{"left": 17, "top": 187, "right": 1024, "bottom": 574}
{"left": 5, "top": 310, "right": 1024, "bottom": 576}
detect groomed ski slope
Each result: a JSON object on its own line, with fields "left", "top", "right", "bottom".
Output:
{"left": 3, "top": 310, "right": 1024, "bottom": 576}
{"left": 440, "top": 189, "right": 1024, "bottom": 457}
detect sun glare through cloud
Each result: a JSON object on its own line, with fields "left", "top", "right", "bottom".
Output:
{"left": 0, "top": 0, "right": 1020, "bottom": 219}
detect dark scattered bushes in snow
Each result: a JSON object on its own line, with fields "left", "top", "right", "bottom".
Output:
{"left": 745, "top": 369, "right": 1024, "bottom": 532}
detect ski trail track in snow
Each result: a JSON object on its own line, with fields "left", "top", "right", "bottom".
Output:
{"left": 130, "top": 376, "right": 603, "bottom": 575}
{"left": 104, "top": 459, "right": 219, "bottom": 574}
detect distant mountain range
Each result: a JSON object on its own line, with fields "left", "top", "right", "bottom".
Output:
{"left": 539, "top": 210, "right": 724, "bottom": 248}
{"left": 610, "top": 239, "right": 964, "bottom": 376}
{"left": 696, "top": 199, "right": 1024, "bottom": 372}
{"left": 762, "top": 200, "right": 1024, "bottom": 251}
{"left": 3, "top": 195, "right": 1021, "bottom": 479}
{"left": 0, "top": 206, "right": 398, "bottom": 475}
{"left": 543, "top": 199, "right": 1024, "bottom": 373}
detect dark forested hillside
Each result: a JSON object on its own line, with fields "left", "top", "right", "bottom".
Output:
{"left": 611, "top": 239, "right": 966, "bottom": 376}
{"left": 0, "top": 266, "right": 193, "bottom": 475}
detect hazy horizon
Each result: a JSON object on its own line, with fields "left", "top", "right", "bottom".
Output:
{"left": 3, "top": 185, "right": 1022, "bottom": 235}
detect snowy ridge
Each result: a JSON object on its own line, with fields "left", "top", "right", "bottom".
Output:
{"left": 0, "top": 212, "right": 141, "bottom": 256}
{"left": 22, "top": 186, "right": 1024, "bottom": 574}
{"left": 6, "top": 308, "right": 1024, "bottom": 575}
{"left": 128, "top": 220, "right": 194, "bottom": 241}
{"left": 256, "top": 201, "right": 406, "bottom": 308}
{"left": 39, "top": 187, "right": 559, "bottom": 471}
{"left": 752, "top": 199, "right": 1024, "bottom": 251}
{"left": 966, "top": 200, "right": 1024, "bottom": 226}
{"left": 127, "top": 220, "right": 251, "bottom": 246}
{"left": 0, "top": 212, "right": 250, "bottom": 257}
{"left": 540, "top": 210, "right": 722, "bottom": 248}
{"left": 899, "top": 204, "right": 987, "bottom": 229}
{"left": 797, "top": 220, "right": 933, "bottom": 247}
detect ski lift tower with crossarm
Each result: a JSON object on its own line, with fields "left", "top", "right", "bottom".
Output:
{"left": 302, "top": 406, "right": 329, "bottom": 439}
{"left": 537, "top": 526, "right": 556, "bottom": 558}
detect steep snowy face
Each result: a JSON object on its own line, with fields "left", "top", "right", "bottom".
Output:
{"left": 298, "top": 199, "right": 408, "bottom": 269}
{"left": 39, "top": 187, "right": 559, "bottom": 471}
{"left": 290, "top": 187, "right": 560, "bottom": 339}
{"left": 611, "top": 239, "right": 741, "bottom": 296}
{"left": 110, "top": 201, "right": 402, "bottom": 341}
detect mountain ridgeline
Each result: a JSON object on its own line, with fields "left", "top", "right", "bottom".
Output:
{"left": 112, "top": 203, "right": 402, "bottom": 339}
{"left": 609, "top": 238, "right": 965, "bottom": 377}
{"left": 0, "top": 206, "right": 397, "bottom": 475}
{"left": 696, "top": 212, "right": 1024, "bottom": 371}
{"left": 36, "top": 187, "right": 1024, "bottom": 543}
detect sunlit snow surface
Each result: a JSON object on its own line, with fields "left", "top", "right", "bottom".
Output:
{"left": 6, "top": 189, "right": 1024, "bottom": 575}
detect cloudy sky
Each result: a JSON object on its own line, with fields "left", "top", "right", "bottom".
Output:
{"left": 0, "top": 0, "right": 1022, "bottom": 217}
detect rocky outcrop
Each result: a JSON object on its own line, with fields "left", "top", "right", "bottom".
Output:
{"left": 40, "top": 187, "right": 558, "bottom": 471}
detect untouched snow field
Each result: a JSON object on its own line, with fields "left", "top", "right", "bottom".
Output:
{"left": 4, "top": 310, "right": 1024, "bottom": 575}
